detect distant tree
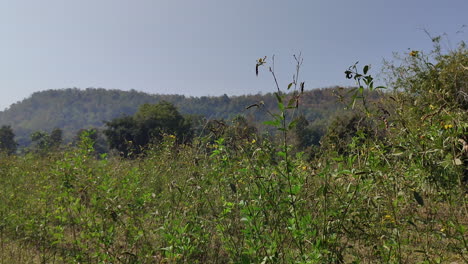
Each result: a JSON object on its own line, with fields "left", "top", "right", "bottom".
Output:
{"left": 0, "top": 87, "right": 351, "bottom": 149}
{"left": 183, "top": 114, "right": 206, "bottom": 138}
{"left": 134, "top": 101, "right": 192, "bottom": 144}
{"left": 294, "top": 115, "right": 322, "bottom": 150}
{"left": 29, "top": 128, "right": 63, "bottom": 153}
{"left": 104, "top": 101, "right": 192, "bottom": 157}
{"left": 50, "top": 128, "right": 63, "bottom": 148}
{"left": 75, "top": 128, "right": 108, "bottom": 155}
{"left": 321, "top": 112, "right": 376, "bottom": 155}
{"left": 30, "top": 131, "right": 51, "bottom": 153}
{"left": 0, "top": 125, "right": 17, "bottom": 154}
{"left": 226, "top": 115, "right": 257, "bottom": 143}
{"left": 104, "top": 116, "right": 139, "bottom": 157}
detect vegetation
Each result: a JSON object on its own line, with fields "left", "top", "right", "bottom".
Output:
{"left": 0, "top": 41, "right": 466, "bottom": 263}
{"left": 0, "top": 87, "right": 347, "bottom": 148}
{"left": 0, "top": 125, "right": 17, "bottom": 154}
{"left": 29, "top": 128, "right": 63, "bottom": 154}
{"left": 104, "top": 101, "right": 192, "bottom": 157}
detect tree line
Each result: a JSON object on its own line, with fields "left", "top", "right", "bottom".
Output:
{"left": 0, "top": 97, "right": 362, "bottom": 159}
{"left": 0, "top": 87, "right": 349, "bottom": 147}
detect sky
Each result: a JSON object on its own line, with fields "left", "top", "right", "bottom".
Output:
{"left": 0, "top": 0, "right": 466, "bottom": 110}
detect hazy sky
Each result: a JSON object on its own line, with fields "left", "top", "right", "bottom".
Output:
{"left": 0, "top": 0, "right": 466, "bottom": 110}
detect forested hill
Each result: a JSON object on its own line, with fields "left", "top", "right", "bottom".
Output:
{"left": 0, "top": 87, "right": 348, "bottom": 146}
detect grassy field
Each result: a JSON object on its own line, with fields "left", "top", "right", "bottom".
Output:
{"left": 0, "top": 129, "right": 466, "bottom": 263}
{"left": 1, "top": 44, "right": 467, "bottom": 263}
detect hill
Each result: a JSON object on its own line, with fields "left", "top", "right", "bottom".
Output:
{"left": 0, "top": 87, "right": 348, "bottom": 146}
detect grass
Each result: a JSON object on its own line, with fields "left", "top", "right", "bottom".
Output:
{"left": 1, "top": 43, "right": 467, "bottom": 263}
{"left": 0, "top": 131, "right": 466, "bottom": 263}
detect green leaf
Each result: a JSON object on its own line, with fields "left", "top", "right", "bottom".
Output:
{"left": 322, "top": 185, "right": 328, "bottom": 196}
{"left": 288, "top": 119, "right": 298, "bottom": 130}
{"left": 263, "top": 120, "right": 280, "bottom": 127}
{"left": 345, "top": 70, "right": 353, "bottom": 79}
{"left": 277, "top": 151, "right": 286, "bottom": 158}
{"left": 287, "top": 82, "right": 293, "bottom": 90}
{"left": 289, "top": 184, "right": 301, "bottom": 195}
{"left": 287, "top": 97, "right": 296, "bottom": 108}
{"left": 278, "top": 102, "right": 285, "bottom": 112}
{"left": 274, "top": 92, "right": 283, "bottom": 104}
{"left": 363, "top": 65, "right": 369, "bottom": 75}
{"left": 413, "top": 191, "right": 424, "bottom": 206}
{"left": 272, "top": 113, "right": 284, "bottom": 121}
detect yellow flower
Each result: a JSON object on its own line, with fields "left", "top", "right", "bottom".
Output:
{"left": 302, "top": 166, "right": 307, "bottom": 171}
{"left": 444, "top": 124, "right": 453, "bottom": 129}
{"left": 382, "top": 214, "right": 395, "bottom": 224}
{"left": 409, "top": 50, "right": 419, "bottom": 57}
{"left": 251, "top": 139, "right": 256, "bottom": 144}
{"left": 429, "top": 104, "right": 435, "bottom": 110}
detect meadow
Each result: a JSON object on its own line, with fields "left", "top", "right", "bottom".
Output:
{"left": 0, "top": 43, "right": 467, "bottom": 263}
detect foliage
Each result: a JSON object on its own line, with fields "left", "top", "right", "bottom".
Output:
{"left": 0, "top": 43, "right": 467, "bottom": 263}
{"left": 0, "top": 125, "right": 17, "bottom": 154}
{"left": 382, "top": 40, "right": 468, "bottom": 187}
{"left": 387, "top": 42, "right": 468, "bottom": 110}
{"left": 134, "top": 101, "right": 193, "bottom": 144}
{"left": 0, "top": 87, "right": 348, "bottom": 148}
{"left": 29, "top": 128, "right": 63, "bottom": 153}
{"left": 75, "top": 128, "right": 109, "bottom": 155}
{"left": 50, "top": 128, "right": 63, "bottom": 148}
{"left": 104, "top": 101, "right": 192, "bottom": 157}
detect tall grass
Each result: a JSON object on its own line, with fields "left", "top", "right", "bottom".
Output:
{"left": 1, "top": 44, "right": 467, "bottom": 263}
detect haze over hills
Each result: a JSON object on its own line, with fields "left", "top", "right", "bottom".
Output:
{"left": 0, "top": 87, "right": 349, "bottom": 147}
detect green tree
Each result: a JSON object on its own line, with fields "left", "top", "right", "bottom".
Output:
{"left": 0, "top": 125, "right": 17, "bottom": 154}
{"left": 104, "top": 116, "right": 139, "bottom": 157}
{"left": 75, "top": 128, "right": 109, "bottom": 155}
{"left": 134, "top": 101, "right": 192, "bottom": 144}
{"left": 226, "top": 116, "right": 257, "bottom": 142}
{"left": 321, "top": 112, "right": 374, "bottom": 155}
{"left": 104, "top": 101, "right": 192, "bottom": 157}
{"left": 30, "top": 128, "right": 63, "bottom": 153}
{"left": 49, "top": 128, "right": 63, "bottom": 148}
{"left": 294, "top": 115, "right": 322, "bottom": 150}
{"left": 30, "top": 131, "right": 51, "bottom": 153}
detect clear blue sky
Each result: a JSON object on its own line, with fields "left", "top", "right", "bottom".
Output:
{"left": 0, "top": 0, "right": 466, "bottom": 110}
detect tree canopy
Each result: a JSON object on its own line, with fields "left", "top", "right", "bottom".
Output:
{"left": 104, "top": 101, "right": 192, "bottom": 157}
{"left": 0, "top": 125, "right": 17, "bottom": 154}
{"left": 0, "top": 87, "right": 351, "bottom": 148}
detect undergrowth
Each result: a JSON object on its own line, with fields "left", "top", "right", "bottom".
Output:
{"left": 0, "top": 41, "right": 467, "bottom": 263}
